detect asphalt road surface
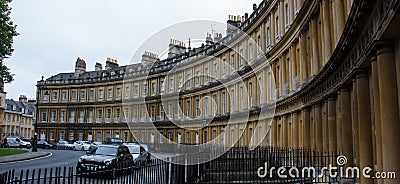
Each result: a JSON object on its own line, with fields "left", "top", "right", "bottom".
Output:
{"left": 0, "top": 148, "right": 85, "bottom": 173}
{"left": 0, "top": 149, "right": 170, "bottom": 184}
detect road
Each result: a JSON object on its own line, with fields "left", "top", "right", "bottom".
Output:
{"left": 0, "top": 148, "right": 85, "bottom": 173}
{"left": 0, "top": 148, "right": 171, "bottom": 184}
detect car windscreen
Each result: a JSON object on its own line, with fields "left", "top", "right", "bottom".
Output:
{"left": 91, "top": 146, "right": 118, "bottom": 156}
{"left": 127, "top": 146, "right": 140, "bottom": 154}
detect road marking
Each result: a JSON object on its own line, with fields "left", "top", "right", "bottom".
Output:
{"left": 0, "top": 153, "right": 53, "bottom": 165}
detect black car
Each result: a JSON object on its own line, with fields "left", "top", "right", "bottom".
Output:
{"left": 77, "top": 144, "right": 133, "bottom": 178}
{"left": 37, "top": 140, "right": 57, "bottom": 149}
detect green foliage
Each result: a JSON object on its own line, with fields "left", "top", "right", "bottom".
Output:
{"left": 0, "top": 0, "right": 18, "bottom": 87}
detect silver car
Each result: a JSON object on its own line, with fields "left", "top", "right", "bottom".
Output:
{"left": 6, "top": 137, "right": 31, "bottom": 148}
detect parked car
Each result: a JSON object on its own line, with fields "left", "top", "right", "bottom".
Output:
{"left": 123, "top": 143, "right": 151, "bottom": 164}
{"left": 74, "top": 141, "right": 91, "bottom": 151}
{"left": 20, "top": 138, "right": 32, "bottom": 144}
{"left": 76, "top": 144, "right": 133, "bottom": 178}
{"left": 6, "top": 137, "right": 31, "bottom": 148}
{"left": 37, "top": 140, "right": 57, "bottom": 149}
{"left": 56, "top": 140, "right": 74, "bottom": 150}
{"left": 105, "top": 137, "right": 123, "bottom": 144}
{"left": 89, "top": 141, "right": 103, "bottom": 151}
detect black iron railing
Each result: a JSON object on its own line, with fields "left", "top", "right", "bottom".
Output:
{"left": 0, "top": 147, "right": 356, "bottom": 184}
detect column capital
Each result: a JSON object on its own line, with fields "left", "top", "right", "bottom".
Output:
{"left": 375, "top": 40, "right": 394, "bottom": 56}
{"left": 313, "top": 103, "right": 321, "bottom": 108}
{"left": 301, "top": 108, "right": 309, "bottom": 113}
{"left": 354, "top": 69, "right": 368, "bottom": 79}
{"left": 327, "top": 95, "right": 337, "bottom": 101}
{"left": 369, "top": 55, "right": 377, "bottom": 63}
{"left": 339, "top": 86, "right": 350, "bottom": 93}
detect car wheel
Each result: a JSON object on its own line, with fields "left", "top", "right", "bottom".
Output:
{"left": 81, "top": 147, "right": 84, "bottom": 151}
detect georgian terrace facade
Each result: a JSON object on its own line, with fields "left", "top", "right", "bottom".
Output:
{"left": 38, "top": 0, "right": 399, "bottom": 182}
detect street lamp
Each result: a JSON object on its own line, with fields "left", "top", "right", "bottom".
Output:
{"left": 32, "top": 79, "right": 48, "bottom": 152}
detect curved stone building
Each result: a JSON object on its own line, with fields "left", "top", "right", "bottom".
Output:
{"left": 38, "top": 0, "right": 399, "bottom": 183}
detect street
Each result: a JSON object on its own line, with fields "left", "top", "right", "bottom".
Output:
{"left": 0, "top": 148, "right": 84, "bottom": 173}
{"left": 0, "top": 148, "right": 172, "bottom": 184}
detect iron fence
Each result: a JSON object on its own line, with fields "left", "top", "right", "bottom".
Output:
{"left": 0, "top": 147, "right": 356, "bottom": 184}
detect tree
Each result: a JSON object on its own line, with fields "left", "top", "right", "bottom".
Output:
{"left": 0, "top": 0, "right": 18, "bottom": 89}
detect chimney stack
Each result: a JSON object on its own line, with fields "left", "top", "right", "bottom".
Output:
{"left": 168, "top": 39, "right": 187, "bottom": 58}
{"left": 227, "top": 15, "right": 243, "bottom": 35}
{"left": 95, "top": 62, "right": 103, "bottom": 71}
{"left": 253, "top": 3, "right": 257, "bottom": 10}
{"left": 105, "top": 58, "right": 119, "bottom": 70}
{"left": 19, "top": 95, "right": 27, "bottom": 104}
{"left": 206, "top": 33, "right": 214, "bottom": 45}
{"left": 141, "top": 51, "right": 159, "bottom": 66}
{"left": 75, "top": 57, "right": 86, "bottom": 78}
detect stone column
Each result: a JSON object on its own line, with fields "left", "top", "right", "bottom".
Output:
{"left": 335, "top": 0, "right": 345, "bottom": 45}
{"left": 290, "top": 45, "right": 297, "bottom": 90}
{"left": 299, "top": 32, "right": 308, "bottom": 84}
{"left": 356, "top": 71, "right": 373, "bottom": 184}
{"left": 296, "top": 0, "right": 303, "bottom": 13}
{"left": 303, "top": 109, "right": 311, "bottom": 149}
{"left": 279, "top": 0, "right": 285, "bottom": 36}
{"left": 314, "top": 104, "right": 322, "bottom": 151}
{"left": 271, "top": 117, "right": 278, "bottom": 147}
{"left": 293, "top": 111, "right": 299, "bottom": 148}
{"left": 298, "top": 110, "right": 304, "bottom": 148}
{"left": 328, "top": 97, "right": 337, "bottom": 152}
{"left": 289, "top": 0, "right": 294, "bottom": 24}
{"left": 322, "top": 102, "right": 329, "bottom": 152}
{"left": 376, "top": 41, "right": 400, "bottom": 184}
{"left": 336, "top": 91, "right": 342, "bottom": 152}
{"left": 310, "top": 16, "right": 320, "bottom": 77}
{"left": 352, "top": 79, "right": 360, "bottom": 167}
{"left": 371, "top": 56, "right": 383, "bottom": 184}
{"left": 346, "top": 0, "right": 352, "bottom": 16}
{"left": 277, "top": 119, "right": 282, "bottom": 147}
{"left": 322, "top": 0, "right": 332, "bottom": 64}
{"left": 271, "top": 11, "right": 276, "bottom": 45}
{"left": 281, "top": 56, "right": 287, "bottom": 94}
{"left": 283, "top": 115, "right": 289, "bottom": 148}
{"left": 288, "top": 118, "right": 292, "bottom": 147}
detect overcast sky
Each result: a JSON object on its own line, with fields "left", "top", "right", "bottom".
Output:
{"left": 4, "top": 0, "right": 255, "bottom": 100}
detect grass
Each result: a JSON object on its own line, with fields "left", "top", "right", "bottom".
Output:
{"left": 0, "top": 148, "right": 29, "bottom": 157}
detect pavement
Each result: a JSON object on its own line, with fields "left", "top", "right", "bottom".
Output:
{"left": 0, "top": 150, "right": 51, "bottom": 164}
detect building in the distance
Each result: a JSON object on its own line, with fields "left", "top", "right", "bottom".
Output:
{"left": 37, "top": 0, "right": 400, "bottom": 183}
{"left": 2, "top": 95, "right": 35, "bottom": 138}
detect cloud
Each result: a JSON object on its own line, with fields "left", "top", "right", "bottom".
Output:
{"left": 4, "top": 0, "right": 255, "bottom": 99}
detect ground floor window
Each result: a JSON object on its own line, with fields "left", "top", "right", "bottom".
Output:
{"left": 97, "top": 132, "right": 102, "bottom": 141}
{"left": 69, "top": 131, "right": 74, "bottom": 141}
{"left": 88, "top": 132, "right": 92, "bottom": 141}
{"left": 50, "top": 131, "right": 55, "bottom": 140}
